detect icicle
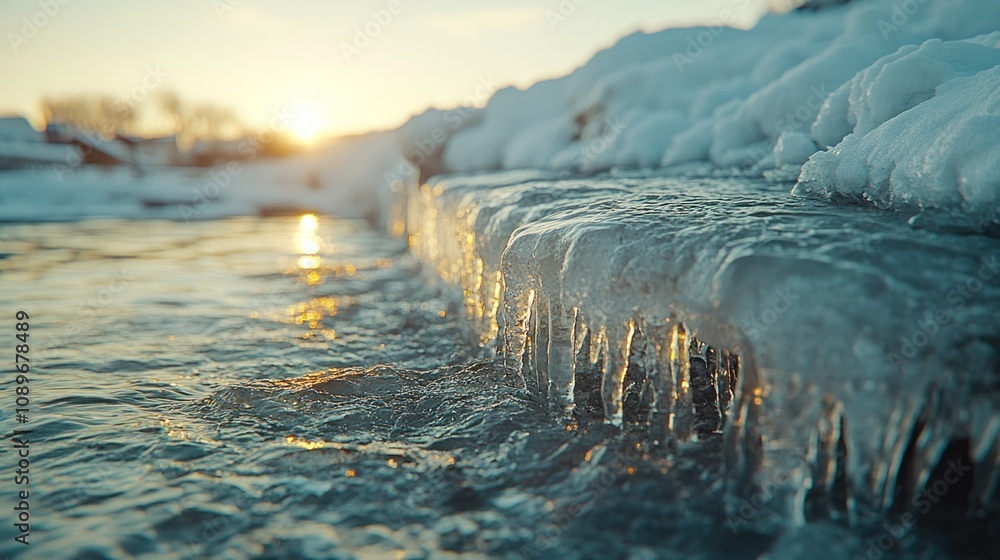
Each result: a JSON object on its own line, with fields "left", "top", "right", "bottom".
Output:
{"left": 970, "top": 401, "right": 1000, "bottom": 508}
{"left": 670, "top": 322, "right": 693, "bottom": 441}
{"left": 503, "top": 288, "right": 535, "bottom": 389}
{"left": 692, "top": 344, "right": 722, "bottom": 434}
{"left": 717, "top": 350, "right": 733, "bottom": 430}
{"left": 807, "top": 395, "right": 846, "bottom": 519}
{"left": 531, "top": 290, "right": 548, "bottom": 401}
{"left": 546, "top": 299, "right": 576, "bottom": 415}
{"left": 647, "top": 321, "right": 675, "bottom": 446}
{"left": 600, "top": 322, "right": 629, "bottom": 426}
{"left": 623, "top": 322, "right": 651, "bottom": 424}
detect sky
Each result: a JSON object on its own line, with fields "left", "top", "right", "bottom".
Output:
{"left": 0, "top": 0, "right": 771, "bottom": 140}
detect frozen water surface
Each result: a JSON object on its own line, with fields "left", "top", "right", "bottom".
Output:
{"left": 0, "top": 172, "right": 997, "bottom": 558}
{"left": 406, "top": 170, "right": 1000, "bottom": 540}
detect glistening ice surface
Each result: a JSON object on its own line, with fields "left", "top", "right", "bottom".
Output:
{"left": 0, "top": 177, "right": 996, "bottom": 558}
{"left": 406, "top": 171, "right": 1000, "bottom": 544}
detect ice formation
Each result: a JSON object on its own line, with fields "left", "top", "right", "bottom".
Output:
{"left": 403, "top": 170, "right": 1000, "bottom": 531}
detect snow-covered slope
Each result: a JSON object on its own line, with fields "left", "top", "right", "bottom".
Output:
{"left": 796, "top": 33, "right": 1000, "bottom": 226}
{"left": 429, "top": 0, "right": 999, "bottom": 224}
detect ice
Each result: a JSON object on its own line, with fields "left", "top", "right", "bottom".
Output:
{"left": 405, "top": 171, "right": 1000, "bottom": 531}
{"left": 0, "top": 116, "right": 42, "bottom": 142}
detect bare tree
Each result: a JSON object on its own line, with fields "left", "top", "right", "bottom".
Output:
{"left": 40, "top": 95, "right": 139, "bottom": 137}
{"left": 155, "top": 90, "right": 243, "bottom": 143}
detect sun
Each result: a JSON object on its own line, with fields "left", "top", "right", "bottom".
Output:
{"left": 288, "top": 103, "right": 326, "bottom": 144}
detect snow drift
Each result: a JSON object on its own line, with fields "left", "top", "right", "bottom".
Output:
{"left": 795, "top": 33, "right": 1000, "bottom": 225}
{"left": 427, "top": 0, "right": 1000, "bottom": 224}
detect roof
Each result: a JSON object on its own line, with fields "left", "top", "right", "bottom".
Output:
{"left": 0, "top": 116, "right": 42, "bottom": 142}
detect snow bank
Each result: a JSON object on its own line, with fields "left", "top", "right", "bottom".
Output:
{"left": 795, "top": 34, "right": 1000, "bottom": 224}
{"left": 0, "top": 132, "right": 400, "bottom": 223}
{"left": 427, "top": 0, "right": 999, "bottom": 222}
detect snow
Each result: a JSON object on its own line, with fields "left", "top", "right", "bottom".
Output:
{"left": 0, "top": 116, "right": 77, "bottom": 167}
{"left": 795, "top": 34, "right": 1000, "bottom": 224}
{"left": 3, "top": 0, "right": 997, "bottom": 227}
{"left": 0, "top": 132, "right": 399, "bottom": 223}
{"left": 423, "top": 0, "right": 1000, "bottom": 224}
{"left": 0, "top": 116, "right": 43, "bottom": 142}
{"left": 0, "top": 140, "right": 78, "bottom": 167}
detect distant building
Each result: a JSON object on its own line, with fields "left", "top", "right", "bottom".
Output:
{"left": 187, "top": 138, "right": 247, "bottom": 166}
{"left": 116, "top": 134, "right": 180, "bottom": 167}
{"left": 44, "top": 120, "right": 134, "bottom": 167}
{"left": 0, "top": 116, "right": 41, "bottom": 142}
{"left": 0, "top": 116, "right": 78, "bottom": 169}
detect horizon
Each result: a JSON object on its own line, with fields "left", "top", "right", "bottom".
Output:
{"left": 1, "top": 0, "right": 771, "bottom": 143}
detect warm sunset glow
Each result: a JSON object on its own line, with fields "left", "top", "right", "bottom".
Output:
{"left": 0, "top": 2, "right": 770, "bottom": 137}
{"left": 293, "top": 214, "right": 325, "bottom": 284}
{"left": 296, "top": 213, "right": 321, "bottom": 254}
{"left": 288, "top": 104, "right": 327, "bottom": 144}
{"left": 300, "top": 213, "right": 319, "bottom": 231}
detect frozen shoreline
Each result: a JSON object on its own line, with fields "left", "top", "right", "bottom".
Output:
{"left": 405, "top": 170, "right": 1000, "bottom": 531}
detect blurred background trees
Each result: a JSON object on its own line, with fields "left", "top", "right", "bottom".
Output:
{"left": 40, "top": 90, "right": 245, "bottom": 145}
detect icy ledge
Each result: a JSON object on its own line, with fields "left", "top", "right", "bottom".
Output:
{"left": 403, "top": 171, "right": 1000, "bottom": 531}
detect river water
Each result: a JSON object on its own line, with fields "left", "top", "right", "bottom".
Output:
{"left": 0, "top": 213, "right": 990, "bottom": 559}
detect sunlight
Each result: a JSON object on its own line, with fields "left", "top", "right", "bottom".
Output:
{"left": 288, "top": 103, "right": 326, "bottom": 144}
{"left": 294, "top": 213, "right": 323, "bottom": 283}
{"left": 299, "top": 213, "right": 319, "bottom": 231}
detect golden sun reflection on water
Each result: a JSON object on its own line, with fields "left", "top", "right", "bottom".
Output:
{"left": 284, "top": 297, "right": 342, "bottom": 340}
{"left": 295, "top": 213, "right": 324, "bottom": 285}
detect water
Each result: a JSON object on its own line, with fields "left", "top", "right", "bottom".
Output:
{"left": 0, "top": 216, "right": 723, "bottom": 559}
{"left": 0, "top": 196, "right": 994, "bottom": 558}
